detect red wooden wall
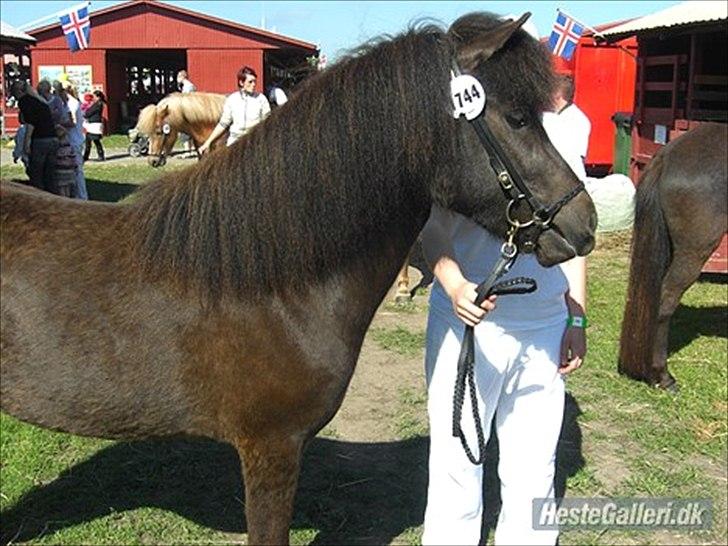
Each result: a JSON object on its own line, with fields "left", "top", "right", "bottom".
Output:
{"left": 27, "top": 1, "right": 316, "bottom": 133}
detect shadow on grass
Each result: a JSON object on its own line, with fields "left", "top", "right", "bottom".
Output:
{"left": 668, "top": 303, "right": 728, "bottom": 357}
{"left": 1, "top": 396, "right": 583, "bottom": 545}
{"left": 86, "top": 179, "right": 140, "bottom": 202}
{"left": 0, "top": 436, "right": 428, "bottom": 546}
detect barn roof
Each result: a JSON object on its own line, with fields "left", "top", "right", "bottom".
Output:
{"left": 28, "top": 0, "right": 317, "bottom": 51}
{"left": 1, "top": 20, "right": 36, "bottom": 43}
{"left": 600, "top": 1, "right": 728, "bottom": 40}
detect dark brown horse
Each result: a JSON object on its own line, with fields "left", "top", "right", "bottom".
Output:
{"left": 619, "top": 122, "right": 727, "bottom": 390}
{"left": 1, "top": 13, "right": 596, "bottom": 544}
{"left": 135, "top": 92, "right": 226, "bottom": 167}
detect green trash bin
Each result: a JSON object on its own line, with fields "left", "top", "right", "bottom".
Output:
{"left": 611, "top": 112, "right": 633, "bottom": 176}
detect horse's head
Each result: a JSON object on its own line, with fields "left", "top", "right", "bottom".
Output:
{"left": 143, "top": 103, "right": 178, "bottom": 168}
{"left": 440, "top": 12, "right": 596, "bottom": 266}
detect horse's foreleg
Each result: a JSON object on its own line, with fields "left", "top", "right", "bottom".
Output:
{"left": 237, "top": 436, "right": 304, "bottom": 545}
{"left": 395, "top": 251, "right": 411, "bottom": 302}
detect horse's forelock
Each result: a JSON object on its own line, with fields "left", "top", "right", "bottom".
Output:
{"left": 450, "top": 12, "right": 556, "bottom": 114}
{"left": 135, "top": 104, "right": 159, "bottom": 134}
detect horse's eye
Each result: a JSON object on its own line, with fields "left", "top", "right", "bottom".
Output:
{"left": 505, "top": 112, "right": 528, "bottom": 129}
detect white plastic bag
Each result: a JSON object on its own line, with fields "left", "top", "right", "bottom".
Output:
{"left": 584, "top": 174, "right": 636, "bottom": 232}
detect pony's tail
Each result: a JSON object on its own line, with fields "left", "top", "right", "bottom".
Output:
{"left": 618, "top": 154, "right": 671, "bottom": 382}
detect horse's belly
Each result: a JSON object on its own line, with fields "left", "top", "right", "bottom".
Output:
{"left": 0, "top": 272, "right": 199, "bottom": 440}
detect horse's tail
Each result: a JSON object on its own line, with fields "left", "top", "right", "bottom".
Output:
{"left": 618, "top": 154, "right": 671, "bottom": 382}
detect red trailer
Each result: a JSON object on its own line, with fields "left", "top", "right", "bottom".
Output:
{"left": 603, "top": 3, "right": 727, "bottom": 273}
{"left": 549, "top": 21, "right": 638, "bottom": 176}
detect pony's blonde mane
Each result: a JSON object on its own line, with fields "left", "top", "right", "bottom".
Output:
{"left": 134, "top": 92, "right": 226, "bottom": 134}
{"left": 135, "top": 104, "right": 158, "bottom": 134}
{"left": 161, "top": 92, "right": 225, "bottom": 129}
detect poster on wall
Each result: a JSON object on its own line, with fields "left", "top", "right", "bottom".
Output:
{"left": 37, "top": 64, "right": 93, "bottom": 95}
{"left": 38, "top": 65, "right": 64, "bottom": 83}
{"left": 65, "top": 65, "right": 93, "bottom": 95}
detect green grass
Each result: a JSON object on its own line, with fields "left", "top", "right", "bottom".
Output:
{"left": 1, "top": 157, "right": 189, "bottom": 202}
{"left": 370, "top": 326, "right": 426, "bottom": 356}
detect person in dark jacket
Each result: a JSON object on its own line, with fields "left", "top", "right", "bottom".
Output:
{"left": 11, "top": 80, "right": 59, "bottom": 192}
{"left": 83, "top": 90, "right": 106, "bottom": 161}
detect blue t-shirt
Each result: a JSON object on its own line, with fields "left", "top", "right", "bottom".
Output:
{"left": 428, "top": 207, "right": 569, "bottom": 329}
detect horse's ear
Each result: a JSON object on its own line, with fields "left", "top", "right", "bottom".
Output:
{"left": 158, "top": 103, "right": 169, "bottom": 118}
{"left": 456, "top": 12, "right": 532, "bottom": 72}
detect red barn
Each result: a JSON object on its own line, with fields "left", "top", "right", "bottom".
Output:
{"left": 25, "top": 0, "right": 318, "bottom": 133}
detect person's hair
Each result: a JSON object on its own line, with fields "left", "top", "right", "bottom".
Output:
{"left": 177, "top": 70, "right": 188, "bottom": 79}
{"left": 51, "top": 80, "right": 66, "bottom": 97}
{"left": 93, "top": 90, "right": 106, "bottom": 102}
{"left": 236, "top": 66, "right": 257, "bottom": 86}
{"left": 556, "top": 74, "right": 575, "bottom": 104}
{"left": 37, "top": 79, "right": 51, "bottom": 95}
{"left": 63, "top": 81, "right": 78, "bottom": 99}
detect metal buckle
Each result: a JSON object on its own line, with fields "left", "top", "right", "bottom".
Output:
{"left": 506, "top": 196, "right": 535, "bottom": 229}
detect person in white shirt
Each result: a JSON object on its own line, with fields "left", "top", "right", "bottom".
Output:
{"left": 176, "top": 70, "right": 197, "bottom": 94}
{"left": 542, "top": 75, "right": 592, "bottom": 180}
{"left": 199, "top": 66, "right": 271, "bottom": 153}
{"left": 421, "top": 22, "right": 587, "bottom": 546}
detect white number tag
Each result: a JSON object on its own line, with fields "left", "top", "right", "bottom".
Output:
{"left": 450, "top": 74, "right": 486, "bottom": 121}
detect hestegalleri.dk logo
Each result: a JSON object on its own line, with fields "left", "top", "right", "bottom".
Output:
{"left": 533, "top": 498, "right": 713, "bottom": 530}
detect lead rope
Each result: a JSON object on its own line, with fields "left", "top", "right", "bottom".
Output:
{"left": 452, "top": 230, "right": 537, "bottom": 465}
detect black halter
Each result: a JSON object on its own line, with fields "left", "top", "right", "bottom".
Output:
{"left": 450, "top": 63, "right": 585, "bottom": 465}
{"left": 148, "top": 121, "right": 174, "bottom": 166}
{"left": 451, "top": 63, "right": 586, "bottom": 248}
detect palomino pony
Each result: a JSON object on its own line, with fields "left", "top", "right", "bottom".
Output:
{"left": 135, "top": 91, "right": 226, "bottom": 167}
{"left": 619, "top": 122, "right": 727, "bottom": 390}
{"left": 1, "top": 13, "right": 596, "bottom": 544}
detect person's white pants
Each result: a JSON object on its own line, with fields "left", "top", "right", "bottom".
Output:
{"left": 422, "top": 304, "right": 565, "bottom": 546}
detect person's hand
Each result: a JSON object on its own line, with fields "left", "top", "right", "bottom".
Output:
{"left": 559, "top": 325, "right": 586, "bottom": 375}
{"left": 198, "top": 142, "right": 210, "bottom": 155}
{"left": 448, "top": 280, "right": 497, "bottom": 327}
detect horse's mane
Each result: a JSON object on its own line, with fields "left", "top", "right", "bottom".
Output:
{"left": 134, "top": 92, "right": 225, "bottom": 134}
{"left": 135, "top": 104, "right": 157, "bottom": 134}
{"left": 130, "top": 12, "right": 556, "bottom": 302}
{"left": 160, "top": 92, "right": 225, "bottom": 128}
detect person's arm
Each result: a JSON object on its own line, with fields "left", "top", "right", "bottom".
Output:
{"left": 23, "top": 124, "right": 34, "bottom": 156}
{"left": 84, "top": 101, "right": 101, "bottom": 120}
{"left": 199, "top": 98, "right": 232, "bottom": 154}
{"left": 559, "top": 256, "right": 587, "bottom": 375}
{"left": 421, "top": 206, "right": 496, "bottom": 327}
{"left": 260, "top": 95, "right": 271, "bottom": 120}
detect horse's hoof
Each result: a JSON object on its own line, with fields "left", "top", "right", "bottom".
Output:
{"left": 394, "top": 293, "right": 412, "bottom": 303}
{"left": 652, "top": 377, "right": 679, "bottom": 394}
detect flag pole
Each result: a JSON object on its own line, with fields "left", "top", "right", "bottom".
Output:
{"left": 18, "top": 1, "right": 91, "bottom": 31}
{"left": 557, "top": 7, "right": 637, "bottom": 59}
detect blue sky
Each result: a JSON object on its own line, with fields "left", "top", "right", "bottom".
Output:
{"left": 1, "top": 0, "right": 681, "bottom": 60}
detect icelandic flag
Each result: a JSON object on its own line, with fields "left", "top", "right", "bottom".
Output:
{"left": 548, "top": 11, "right": 584, "bottom": 61}
{"left": 59, "top": 2, "right": 91, "bottom": 52}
